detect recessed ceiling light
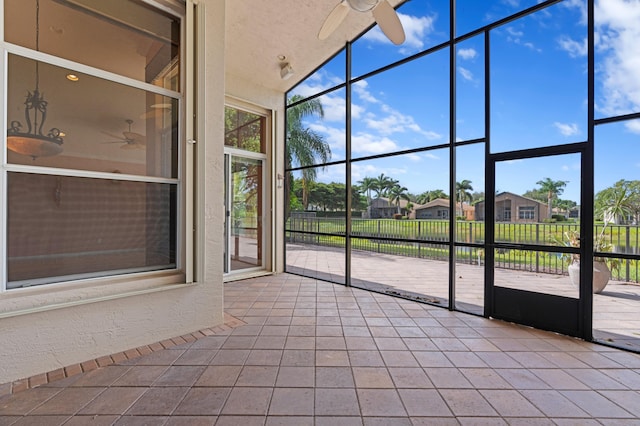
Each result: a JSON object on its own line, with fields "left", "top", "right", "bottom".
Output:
{"left": 277, "top": 54, "right": 286, "bottom": 61}
{"left": 66, "top": 74, "right": 79, "bottom": 82}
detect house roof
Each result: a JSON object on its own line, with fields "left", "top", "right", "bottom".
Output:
{"left": 225, "top": 0, "right": 406, "bottom": 92}
{"left": 415, "top": 198, "right": 450, "bottom": 210}
{"left": 475, "top": 191, "right": 547, "bottom": 207}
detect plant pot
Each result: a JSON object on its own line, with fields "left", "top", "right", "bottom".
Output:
{"left": 567, "top": 261, "right": 611, "bottom": 294}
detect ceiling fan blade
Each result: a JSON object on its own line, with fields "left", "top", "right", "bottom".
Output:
{"left": 101, "top": 140, "right": 126, "bottom": 144}
{"left": 123, "top": 132, "right": 147, "bottom": 145}
{"left": 372, "top": 0, "right": 405, "bottom": 45}
{"left": 120, "top": 143, "right": 139, "bottom": 150}
{"left": 101, "top": 130, "right": 125, "bottom": 140}
{"left": 318, "top": 1, "right": 350, "bottom": 40}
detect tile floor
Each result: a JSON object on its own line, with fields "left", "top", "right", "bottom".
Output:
{"left": 2, "top": 273, "right": 640, "bottom": 425}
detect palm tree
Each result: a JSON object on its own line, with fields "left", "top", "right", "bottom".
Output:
{"left": 417, "top": 189, "right": 448, "bottom": 204}
{"left": 455, "top": 180, "right": 474, "bottom": 217}
{"left": 373, "top": 173, "right": 396, "bottom": 198}
{"left": 388, "top": 184, "right": 410, "bottom": 214}
{"left": 595, "top": 180, "right": 634, "bottom": 225}
{"left": 286, "top": 95, "right": 331, "bottom": 210}
{"left": 536, "top": 178, "right": 567, "bottom": 218}
{"left": 358, "top": 176, "right": 377, "bottom": 205}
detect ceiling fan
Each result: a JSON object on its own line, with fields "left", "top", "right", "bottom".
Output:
{"left": 318, "top": 0, "right": 406, "bottom": 45}
{"left": 101, "top": 119, "right": 146, "bottom": 150}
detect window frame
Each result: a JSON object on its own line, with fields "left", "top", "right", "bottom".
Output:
{"left": 1, "top": 0, "right": 188, "bottom": 292}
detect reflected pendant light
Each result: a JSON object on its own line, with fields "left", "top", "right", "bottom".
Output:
{"left": 7, "top": 0, "right": 64, "bottom": 159}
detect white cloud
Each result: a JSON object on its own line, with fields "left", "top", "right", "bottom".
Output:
{"left": 458, "top": 66, "right": 474, "bottom": 81}
{"left": 308, "top": 123, "right": 346, "bottom": 151}
{"left": 319, "top": 94, "right": 347, "bottom": 122}
{"left": 407, "top": 153, "right": 422, "bottom": 162}
{"left": 424, "top": 153, "right": 440, "bottom": 160}
{"left": 558, "top": 36, "right": 588, "bottom": 58}
{"left": 504, "top": 26, "right": 541, "bottom": 52}
{"left": 502, "top": 0, "right": 520, "bottom": 7}
{"left": 457, "top": 48, "right": 477, "bottom": 60}
{"left": 594, "top": 0, "right": 640, "bottom": 132}
{"left": 353, "top": 80, "right": 379, "bottom": 104}
{"left": 506, "top": 26, "right": 524, "bottom": 38}
{"left": 554, "top": 122, "right": 580, "bottom": 136}
{"left": 561, "top": 0, "right": 588, "bottom": 25}
{"left": 352, "top": 133, "right": 399, "bottom": 155}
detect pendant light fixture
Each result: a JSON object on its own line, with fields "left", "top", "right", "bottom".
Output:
{"left": 7, "top": 0, "right": 64, "bottom": 159}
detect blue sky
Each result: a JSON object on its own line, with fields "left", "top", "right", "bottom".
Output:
{"left": 289, "top": 0, "right": 640, "bottom": 206}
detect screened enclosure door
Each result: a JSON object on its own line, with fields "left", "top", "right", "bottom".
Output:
{"left": 224, "top": 154, "right": 264, "bottom": 273}
{"left": 486, "top": 150, "right": 586, "bottom": 338}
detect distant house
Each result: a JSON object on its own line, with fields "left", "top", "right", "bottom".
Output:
{"left": 415, "top": 198, "right": 450, "bottom": 219}
{"left": 475, "top": 192, "right": 548, "bottom": 223}
{"left": 365, "top": 197, "right": 411, "bottom": 219}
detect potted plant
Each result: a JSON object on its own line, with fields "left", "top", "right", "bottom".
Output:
{"left": 555, "top": 230, "right": 619, "bottom": 294}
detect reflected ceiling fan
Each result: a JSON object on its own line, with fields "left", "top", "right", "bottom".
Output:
{"left": 318, "top": 0, "right": 405, "bottom": 45}
{"left": 101, "top": 119, "right": 146, "bottom": 150}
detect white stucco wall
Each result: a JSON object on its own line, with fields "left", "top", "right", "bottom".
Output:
{"left": 0, "top": 0, "right": 226, "bottom": 385}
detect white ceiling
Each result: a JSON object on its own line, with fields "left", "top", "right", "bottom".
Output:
{"left": 224, "top": 0, "right": 405, "bottom": 93}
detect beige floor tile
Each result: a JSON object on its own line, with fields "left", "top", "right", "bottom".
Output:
{"left": 268, "top": 387, "right": 314, "bottom": 416}
{"left": 357, "top": 389, "right": 407, "bottom": 417}
{"left": 388, "top": 367, "right": 433, "bottom": 389}
{"left": 479, "top": 389, "right": 544, "bottom": 417}
{"left": 315, "top": 366, "right": 355, "bottom": 388}
{"left": 195, "top": 365, "right": 241, "bottom": 387}
{"left": 316, "top": 350, "right": 351, "bottom": 367}
{"left": 276, "top": 366, "right": 315, "bottom": 387}
{"left": 125, "top": 387, "right": 189, "bottom": 416}
{"left": 398, "top": 388, "right": 451, "bottom": 416}
{"left": 438, "top": 389, "right": 497, "bottom": 417}
{"left": 30, "top": 387, "right": 103, "bottom": 415}
{"left": 221, "top": 387, "right": 272, "bottom": 415}
{"left": 519, "top": 390, "right": 589, "bottom": 418}
{"left": 352, "top": 367, "right": 394, "bottom": 388}
{"left": 315, "top": 388, "right": 360, "bottom": 416}
{"left": 236, "top": 366, "right": 278, "bottom": 387}
{"left": 560, "top": 390, "right": 635, "bottom": 418}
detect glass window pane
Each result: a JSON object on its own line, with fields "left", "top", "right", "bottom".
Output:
{"left": 285, "top": 235, "right": 346, "bottom": 285}
{"left": 286, "top": 89, "right": 344, "bottom": 168}
{"left": 456, "top": 35, "right": 485, "bottom": 142}
{"left": 351, "top": 239, "right": 449, "bottom": 306}
{"left": 595, "top": 121, "right": 640, "bottom": 256}
{"left": 5, "top": 0, "right": 180, "bottom": 89}
{"left": 225, "top": 106, "right": 266, "bottom": 153}
{"left": 595, "top": 0, "right": 640, "bottom": 119}
{"left": 351, "top": 49, "right": 449, "bottom": 159}
{"left": 494, "top": 154, "right": 581, "bottom": 245}
{"left": 7, "top": 172, "right": 176, "bottom": 288}
{"left": 285, "top": 165, "right": 347, "bottom": 234}
{"left": 353, "top": 149, "right": 450, "bottom": 233}
{"left": 490, "top": 2, "right": 587, "bottom": 152}
{"left": 456, "top": 0, "right": 540, "bottom": 37}
{"left": 351, "top": 0, "right": 450, "bottom": 78}
{"left": 493, "top": 249, "right": 578, "bottom": 298}
{"left": 7, "top": 55, "right": 178, "bottom": 178}
{"left": 455, "top": 143, "right": 484, "bottom": 242}
{"left": 229, "top": 157, "right": 263, "bottom": 271}
{"left": 288, "top": 50, "right": 346, "bottom": 100}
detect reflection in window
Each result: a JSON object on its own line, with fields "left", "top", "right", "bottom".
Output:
{"left": 225, "top": 106, "right": 266, "bottom": 153}
{"left": 7, "top": 55, "right": 179, "bottom": 178}
{"left": 4, "top": 0, "right": 180, "bottom": 89}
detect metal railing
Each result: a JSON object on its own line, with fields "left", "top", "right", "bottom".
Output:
{"left": 286, "top": 217, "right": 640, "bottom": 283}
